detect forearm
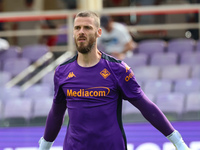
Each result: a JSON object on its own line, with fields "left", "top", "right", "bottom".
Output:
{"left": 122, "top": 40, "right": 136, "bottom": 53}
{"left": 129, "top": 93, "right": 190, "bottom": 149}
{"left": 129, "top": 94, "right": 174, "bottom": 136}
{"left": 43, "top": 102, "right": 67, "bottom": 142}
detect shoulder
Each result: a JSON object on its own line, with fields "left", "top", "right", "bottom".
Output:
{"left": 101, "top": 52, "right": 121, "bottom": 63}
{"left": 55, "top": 54, "right": 77, "bottom": 75}
{"left": 101, "top": 52, "right": 128, "bottom": 73}
{"left": 60, "top": 54, "right": 77, "bottom": 66}
{"left": 113, "top": 22, "right": 128, "bottom": 31}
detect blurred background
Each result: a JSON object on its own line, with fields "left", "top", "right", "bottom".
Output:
{"left": 0, "top": 0, "right": 200, "bottom": 150}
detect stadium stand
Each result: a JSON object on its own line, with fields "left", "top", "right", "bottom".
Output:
{"left": 0, "top": 71, "right": 12, "bottom": 86}
{"left": 174, "top": 79, "right": 200, "bottom": 95}
{"left": 3, "top": 98, "right": 32, "bottom": 126}
{"left": 149, "top": 52, "right": 178, "bottom": 66}
{"left": 21, "top": 44, "right": 49, "bottom": 63}
{"left": 160, "top": 65, "right": 191, "bottom": 81}
{"left": 183, "top": 92, "right": 200, "bottom": 120}
{"left": 0, "top": 37, "right": 199, "bottom": 126}
{"left": 123, "top": 53, "right": 148, "bottom": 68}
{"left": 2, "top": 57, "right": 31, "bottom": 77}
{"left": 180, "top": 51, "right": 200, "bottom": 65}
{"left": 191, "top": 65, "right": 200, "bottom": 78}
{"left": 167, "top": 38, "right": 195, "bottom": 54}
{"left": 137, "top": 39, "right": 166, "bottom": 55}
{"left": 143, "top": 79, "right": 172, "bottom": 96}
{"left": 30, "top": 96, "right": 52, "bottom": 125}
{"left": 156, "top": 92, "right": 185, "bottom": 120}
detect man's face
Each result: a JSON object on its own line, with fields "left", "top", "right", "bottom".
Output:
{"left": 73, "top": 17, "right": 98, "bottom": 54}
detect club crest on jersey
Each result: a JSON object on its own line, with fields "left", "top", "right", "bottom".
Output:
{"left": 100, "top": 68, "right": 110, "bottom": 79}
{"left": 66, "top": 72, "right": 76, "bottom": 79}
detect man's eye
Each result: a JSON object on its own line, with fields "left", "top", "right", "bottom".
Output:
{"left": 85, "top": 26, "right": 91, "bottom": 29}
{"left": 75, "top": 26, "right": 80, "bottom": 30}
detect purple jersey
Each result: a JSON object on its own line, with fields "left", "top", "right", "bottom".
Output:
{"left": 53, "top": 52, "right": 144, "bottom": 150}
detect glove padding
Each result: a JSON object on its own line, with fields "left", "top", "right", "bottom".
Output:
{"left": 167, "top": 130, "right": 190, "bottom": 150}
{"left": 38, "top": 137, "right": 54, "bottom": 150}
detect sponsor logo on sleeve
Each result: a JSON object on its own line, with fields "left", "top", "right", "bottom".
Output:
{"left": 124, "top": 64, "right": 134, "bottom": 82}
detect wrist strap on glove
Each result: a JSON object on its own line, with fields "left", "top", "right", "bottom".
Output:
{"left": 167, "top": 130, "right": 190, "bottom": 150}
{"left": 39, "top": 137, "right": 54, "bottom": 150}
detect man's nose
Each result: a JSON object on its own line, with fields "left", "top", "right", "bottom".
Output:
{"left": 79, "top": 28, "right": 85, "bottom": 34}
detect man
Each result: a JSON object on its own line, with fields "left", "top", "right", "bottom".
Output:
{"left": 39, "top": 11, "right": 190, "bottom": 150}
{"left": 98, "top": 15, "right": 136, "bottom": 60}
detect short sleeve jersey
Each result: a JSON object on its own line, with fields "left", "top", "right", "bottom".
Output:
{"left": 98, "top": 22, "right": 132, "bottom": 54}
{"left": 53, "top": 51, "right": 144, "bottom": 150}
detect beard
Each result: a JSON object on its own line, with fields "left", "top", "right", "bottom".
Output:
{"left": 75, "top": 33, "right": 97, "bottom": 54}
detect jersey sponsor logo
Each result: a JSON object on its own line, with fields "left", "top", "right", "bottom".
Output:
{"left": 66, "top": 72, "right": 76, "bottom": 79}
{"left": 100, "top": 68, "right": 110, "bottom": 79}
{"left": 125, "top": 63, "right": 131, "bottom": 73}
{"left": 125, "top": 70, "right": 134, "bottom": 82}
{"left": 124, "top": 63, "right": 134, "bottom": 82}
{"left": 67, "top": 87, "right": 110, "bottom": 97}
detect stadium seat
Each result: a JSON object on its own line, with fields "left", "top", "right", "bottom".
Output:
{"left": 3, "top": 98, "right": 32, "bottom": 126}
{"left": 32, "top": 96, "right": 52, "bottom": 118}
{"left": 21, "top": 44, "right": 49, "bottom": 62}
{"left": 30, "top": 97, "right": 53, "bottom": 124}
{"left": 123, "top": 53, "right": 148, "bottom": 68}
{"left": 156, "top": 93, "right": 185, "bottom": 120}
{"left": 122, "top": 100, "right": 146, "bottom": 122}
{"left": 0, "top": 100, "right": 3, "bottom": 121}
{"left": 2, "top": 58, "right": 30, "bottom": 77}
{"left": 137, "top": 39, "right": 166, "bottom": 55}
{"left": 167, "top": 38, "right": 195, "bottom": 54}
{"left": 150, "top": 52, "right": 178, "bottom": 66}
{"left": 174, "top": 79, "right": 200, "bottom": 94}
{"left": 160, "top": 65, "right": 191, "bottom": 81}
{"left": 195, "top": 39, "right": 200, "bottom": 51}
{"left": 0, "top": 46, "right": 21, "bottom": 63}
{"left": 0, "top": 86, "right": 22, "bottom": 102}
{"left": 0, "top": 71, "right": 12, "bottom": 86}
{"left": 180, "top": 52, "right": 200, "bottom": 65}
{"left": 143, "top": 79, "right": 172, "bottom": 96}
{"left": 122, "top": 93, "right": 155, "bottom": 122}
{"left": 41, "top": 71, "right": 54, "bottom": 91}
{"left": 183, "top": 92, "right": 200, "bottom": 120}
{"left": 133, "top": 66, "right": 160, "bottom": 82}
{"left": 191, "top": 65, "right": 200, "bottom": 79}
{"left": 23, "top": 84, "right": 53, "bottom": 101}
{"left": 30, "top": 96, "right": 52, "bottom": 125}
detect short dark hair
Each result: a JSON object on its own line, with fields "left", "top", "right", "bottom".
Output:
{"left": 75, "top": 11, "right": 100, "bottom": 28}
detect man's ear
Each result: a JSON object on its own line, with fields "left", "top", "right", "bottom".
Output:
{"left": 97, "top": 28, "right": 102, "bottom": 37}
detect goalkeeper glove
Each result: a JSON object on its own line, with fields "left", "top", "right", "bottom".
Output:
{"left": 167, "top": 130, "right": 190, "bottom": 150}
{"left": 38, "top": 137, "right": 54, "bottom": 150}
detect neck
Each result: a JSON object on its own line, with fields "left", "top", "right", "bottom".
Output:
{"left": 77, "top": 47, "right": 101, "bottom": 67}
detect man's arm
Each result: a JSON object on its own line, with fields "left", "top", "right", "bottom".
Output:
{"left": 39, "top": 101, "right": 67, "bottom": 149}
{"left": 122, "top": 40, "right": 137, "bottom": 54}
{"left": 128, "top": 93, "right": 190, "bottom": 150}
{"left": 129, "top": 93, "right": 174, "bottom": 136}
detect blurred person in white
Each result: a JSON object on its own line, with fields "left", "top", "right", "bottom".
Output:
{"left": 98, "top": 16, "right": 137, "bottom": 60}
{"left": 0, "top": 38, "right": 9, "bottom": 51}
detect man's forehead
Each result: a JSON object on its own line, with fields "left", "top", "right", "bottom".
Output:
{"left": 74, "top": 17, "right": 95, "bottom": 26}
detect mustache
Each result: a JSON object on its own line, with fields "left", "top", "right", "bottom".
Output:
{"left": 77, "top": 36, "right": 87, "bottom": 40}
